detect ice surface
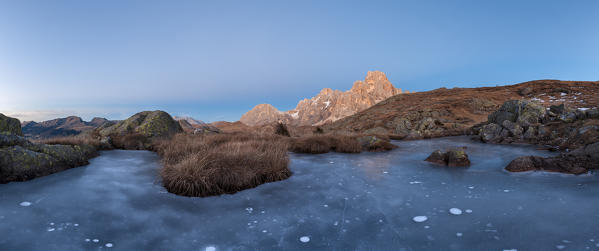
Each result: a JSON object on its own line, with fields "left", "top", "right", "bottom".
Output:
{"left": 0, "top": 139, "right": 597, "bottom": 250}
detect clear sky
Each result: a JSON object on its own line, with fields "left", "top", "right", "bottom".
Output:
{"left": 1, "top": 0, "right": 598, "bottom": 122}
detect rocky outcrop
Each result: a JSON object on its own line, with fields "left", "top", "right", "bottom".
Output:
{"left": 240, "top": 71, "right": 404, "bottom": 126}
{"left": 473, "top": 100, "right": 599, "bottom": 174}
{"left": 21, "top": 116, "right": 113, "bottom": 139}
{"left": 0, "top": 114, "right": 97, "bottom": 183}
{"left": 477, "top": 100, "right": 599, "bottom": 150}
{"left": 324, "top": 79, "right": 599, "bottom": 138}
{"left": 98, "top": 111, "right": 182, "bottom": 149}
{"left": 0, "top": 113, "right": 23, "bottom": 136}
{"left": 505, "top": 142, "right": 599, "bottom": 174}
{"left": 425, "top": 149, "right": 471, "bottom": 167}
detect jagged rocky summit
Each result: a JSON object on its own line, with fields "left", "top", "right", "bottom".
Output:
{"left": 240, "top": 71, "right": 404, "bottom": 126}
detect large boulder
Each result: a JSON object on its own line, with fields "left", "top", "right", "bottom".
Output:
{"left": 0, "top": 113, "right": 23, "bottom": 135}
{"left": 425, "top": 148, "right": 470, "bottom": 167}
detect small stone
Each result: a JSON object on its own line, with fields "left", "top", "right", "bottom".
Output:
{"left": 19, "top": 201, "right": 32, "bottom": 207}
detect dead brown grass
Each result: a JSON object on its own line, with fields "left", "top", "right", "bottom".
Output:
{"left": 36, "top": 134, "right": 107, "bottom": 149}
{"left": 289, "top": 135, "right": 362, "bottom": 154}
{"left": 154, "top": 133, "right": 291, "bottom": 197}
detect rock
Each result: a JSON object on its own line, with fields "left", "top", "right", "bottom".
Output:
{"left": 550, "top": 104, "right": 566, "bottom": 114}
{"left": 424, "top": 150, "right": 446, "bottom": 165}
{"left": 587, "top": 109, "right": 599, "bottom": 119}
{"left": 516, "top": 101, "right": 545, "bottom": 127}
{"left": 480, "top": 123, "right": 503, "bottom": 142}
{"left": 391, "top": 117, "right": 412, "bottom": 135}
{"left": 356, "top": 135, "right": 397, "bottom": 152}
{"left": 523, "top": 126, "right": 537, "bottom": 140}
{"left": 502, "top": 120, "right": 523, "bottom": 137}
{"left": 447, "top": 149, "right": 471, "bottom": 167}
{"left": 0, "top": 113, "right": 23, "bottom": 136}
{"left": 505, "top": 142, "right": 599, "bottom": 175}
{"left": 425, "top": 149, "right": 470, "bottom": 167}
{"left": 0, "top": 136, "right": 97, "bottom": 183}
{"left": 558, "top": 112, "right": 577, "bottom": 123}
{"left": 488, "top": 100, "right": 519, "bottom": 124}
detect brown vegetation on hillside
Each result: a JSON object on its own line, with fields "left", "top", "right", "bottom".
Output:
{"left": 154, "top": 133, "right": 291, "bottom": 197}
{"left": 288, "top": 134, "right": 396, "bottom": 154}
{"left": 324, "top": 80, "right": 599, "bottom": 139}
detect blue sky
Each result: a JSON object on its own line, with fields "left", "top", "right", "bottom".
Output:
{"left": 1, "top": 0, "right": 598, "bottom": 122}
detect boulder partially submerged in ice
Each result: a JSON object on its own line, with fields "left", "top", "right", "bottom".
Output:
{"left": 425, "top": 148, "right": 471, "bottom": 167}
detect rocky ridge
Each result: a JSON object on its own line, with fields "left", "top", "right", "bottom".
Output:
{"left": 240, "top": 71, "right": 404, "bottom": 126}
{"left": 22, "top": 116, "right": 113, "bottom": 139}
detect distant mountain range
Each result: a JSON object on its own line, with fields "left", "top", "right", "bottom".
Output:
{"left": 173, "top": 116, "right": 220, "bottom": 134}
{"left": 22, "top": 116, "right": 113, "bottom": 139}
{"left": 240, "top": 71, "right": 407, "bottom": 126}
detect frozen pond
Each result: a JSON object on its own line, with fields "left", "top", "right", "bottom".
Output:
{"left": 1, "top": 136, "right": 599, "bottom": 250}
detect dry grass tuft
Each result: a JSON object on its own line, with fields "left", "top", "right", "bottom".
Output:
{"left": 289, "top": 135, "right": 362, "bottom": 154}
{"left": 37, "top": 134, "right": 106, "bottom": 149}
{"left": 154, "top": 133, "right": 291, "bottom": 197}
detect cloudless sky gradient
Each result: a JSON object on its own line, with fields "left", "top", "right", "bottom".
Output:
{"left": 1, "top": 0, "right": 598, "bottom": 122}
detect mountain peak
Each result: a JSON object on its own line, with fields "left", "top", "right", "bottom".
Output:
{"left": 240, "top": 71, "right": 406, "bottom": 126}
{"left": 364, "top": 71, "right": 388, "bottom": 82}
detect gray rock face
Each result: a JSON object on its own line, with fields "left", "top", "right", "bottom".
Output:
{"left": 0, "top": 113, "right": 23, "bottom": 136}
